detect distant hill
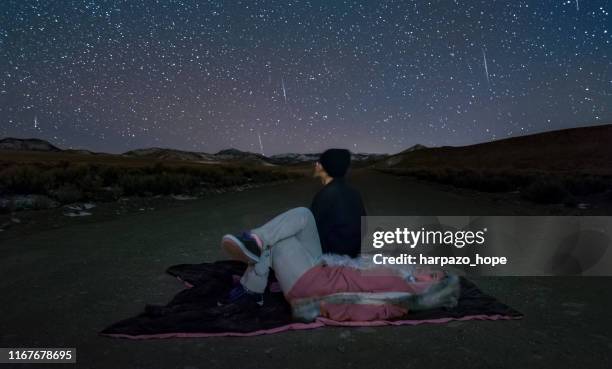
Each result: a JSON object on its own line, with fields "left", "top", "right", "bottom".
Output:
{"left": 0, "top": 137, "right": 61, "bottom": 152}
{"left": 400, "top": 144, "right": 427, "bottom": 153}
{"left": 216, "top": 148, "right": 263, "bottom": 158}
{"left": 269, "top": 152, "right": 388, "bottom": 166}
{"left": 123, "top": 148, "right": 217, "bottom": 162}
{"left": 382, "top": 124, "right": 612, "bottom": 175}
{"left": 0, "top": 138, "right": 387, "bottom": 167}
{"left": 268, "top": 153, "right": 320, "bottom": 165}
{"left": 123, "top": 147, "right": 386, "bottom": 166}
{"left": 124, "top": 147, "right": 278, "bottom": 165}
{"left": 214, "top": 148, "right": 271, "bottom": 165}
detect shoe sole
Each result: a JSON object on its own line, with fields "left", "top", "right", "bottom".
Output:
{"left": 221, "top": 234, "right": 260, "bottom": 263}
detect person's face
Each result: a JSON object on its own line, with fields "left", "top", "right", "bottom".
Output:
{"left": 313, "top": 161, "right": 324, "bottom": 178}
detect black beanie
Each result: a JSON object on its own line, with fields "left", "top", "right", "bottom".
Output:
{"left": 319, "top": 149, "right": 351, "bottom": 178}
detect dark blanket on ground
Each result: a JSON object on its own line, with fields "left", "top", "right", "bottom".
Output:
{"left": 100, "top": 261, "right": 523, "bottom": 339}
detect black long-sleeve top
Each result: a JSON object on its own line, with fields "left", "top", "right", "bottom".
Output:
{"left": 310, "top": 177, "right": 366, "bottom": 258}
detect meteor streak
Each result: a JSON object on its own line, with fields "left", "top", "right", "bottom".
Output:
{"left": 258, "top": 132, "right": 265, "bottom": 156}
{"left": 482, "top": 47, "right": 490, "bottom": 85}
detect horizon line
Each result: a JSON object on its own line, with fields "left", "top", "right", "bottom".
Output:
{"left": 1, "top": 122, "right": 610, "bottom": 157}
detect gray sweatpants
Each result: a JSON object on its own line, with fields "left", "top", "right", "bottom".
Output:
{"left": 240, "top": 207, "right": 322, "bottom": 294}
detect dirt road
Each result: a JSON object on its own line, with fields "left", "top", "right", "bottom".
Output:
{"left": 1, "top": 171, "right": 610, "bottom": 369}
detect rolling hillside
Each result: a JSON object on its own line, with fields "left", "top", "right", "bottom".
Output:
{"left": 381, "top": 124, "right": 612, "bottom": 175}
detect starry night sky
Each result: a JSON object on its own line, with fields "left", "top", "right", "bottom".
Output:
{"left": 0, "top": 1, "right": 610, "bottom": 155}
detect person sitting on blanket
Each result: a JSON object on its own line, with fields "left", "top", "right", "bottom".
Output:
{"left": 309, "top": 148, "right": 367, "bottom": 258}
{"left": 221, "top": 148, "right": 365, "bottom": 303}
{"left": 219, "top": 149, "right": 460, "bottom": 321}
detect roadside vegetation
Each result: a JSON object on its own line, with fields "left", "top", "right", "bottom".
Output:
{"left": 377, "top": 167, "right": 612, "bottom": 205}
{"left": 0, "top": 159, "right": 300, "bottom": 212}
{"left": 375, "top": 125, "right": 612, "bottom": 205}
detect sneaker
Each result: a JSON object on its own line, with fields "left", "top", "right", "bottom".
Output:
{"left": 222, "top": 232, "right": 262, "bottom": 263}
{"left": 218, "top": 284, "right": 264, "bottom": 307}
